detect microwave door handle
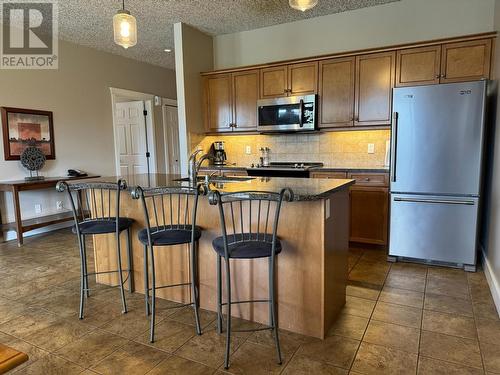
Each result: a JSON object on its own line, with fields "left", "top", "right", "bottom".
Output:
{"left": 299, "top": 99, "right": 304, "bottom": 127}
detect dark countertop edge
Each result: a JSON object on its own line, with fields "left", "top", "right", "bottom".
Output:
{"left": 310, "top": 167, "right": 389, "bottom": 173}
{"left": 200, "top": 166, "right": 389, "bottom": 173}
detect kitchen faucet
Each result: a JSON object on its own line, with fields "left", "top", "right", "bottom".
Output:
{"left": 188, "top": 149, "right": 213, "bottom": 183}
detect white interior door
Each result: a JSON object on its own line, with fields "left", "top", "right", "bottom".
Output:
{"left": 115, "top": 101, "right": 148, "bottom": 179}
{"left": 164, "top": 105, "right": 181, "bottom": 174}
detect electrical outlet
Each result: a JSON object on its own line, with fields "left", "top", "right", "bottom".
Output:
{"left": 56, "top": 201, "right": 64, "bottom": 210}
{"left": 245, "top": 145, "right": 251, "bottom": 155}
{"left": 367, "top": 143, "right": 375, "bottom": 154}
{"left": 35, "top": 204, "right": 42, "bottom": 214}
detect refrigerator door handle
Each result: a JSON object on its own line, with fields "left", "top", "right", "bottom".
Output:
{"left": 393, "top": 197, "right": 476, "bottom": 205}
{"left": 390, "top": 112, "right": 398, "bottom": 182}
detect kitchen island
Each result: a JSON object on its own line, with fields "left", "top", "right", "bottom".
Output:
{"left": 89, "top": 174, "right": 354, "bottom": 338}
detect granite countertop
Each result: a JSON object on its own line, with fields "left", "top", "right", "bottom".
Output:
{"left": 78, "top": 174, "right": 354, "bottom": 202}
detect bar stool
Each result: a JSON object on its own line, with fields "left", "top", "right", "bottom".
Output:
{"left": 56, "top": 180, "right": 134, "bottom": 319}
{"left": 131, "top": 184, "right": 204, "bottom": 343}
{"left": 208, "top": 188, "right": 293, "bottom": 369}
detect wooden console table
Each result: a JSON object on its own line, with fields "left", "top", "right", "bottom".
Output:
{"left": 0, "top": 175, "right": 99, "bottom": 246}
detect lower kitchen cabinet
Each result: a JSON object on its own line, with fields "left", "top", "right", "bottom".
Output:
{"left": 349, "top": 186, "right": 389, "bottom": 246}
{"left": 313, "top": 171, "right": 389, "bottom": 246}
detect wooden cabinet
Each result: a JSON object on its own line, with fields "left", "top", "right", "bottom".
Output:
{"left": 310, "top": 171, "right": 347, "bottom": 179}
{"left": 355, "top": 52, "right": 395, "bottom": 126}
{"left": 396, "top": 46, "right": 441, "bottom": 87}
{"left": 289, "top": 62, "right": 318, "bottom": 96}
{"left": 203, "top": 74, "right": 232, "bottom": 132}
{"left": 349, "top": 185, "right": 389, "bottom": 246}
{"left": 232, "top": 70, "right": 259, "bottom": 131}
{"left": 319, "top": 57, "right": 355, "bottom": 128}
{"left": 204, "top": 70, "right": 259, "bottom": 132}
{"left": 260, "top": 66, "right": 288, "bottom": 98}
{"left": 312, "top": 171, "right": 389, "bottom": 246}
{"left": 441, "top": 39, "right": 492, "bottom": 83}
{"left": 348, "top": 172, "right": 389, "bottom": 245}
{"left": 260, "top": 62, "right": 318, "bottom": 98}
{"left": 396, "top": 39, "right": 492, "bottom": 86}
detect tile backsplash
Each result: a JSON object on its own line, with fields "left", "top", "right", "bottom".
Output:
{"left": 193, "top": 130, "right": 390, "bottom": 169}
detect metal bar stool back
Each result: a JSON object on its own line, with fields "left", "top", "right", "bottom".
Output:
{"left": 56, "top": 180, "right": 134, "bottom": 319}
{"left": 131, "top": 184, "right": 205, "bottom": 342}
{"left": 208, "top": 188, "right": 293, "bottom": 369}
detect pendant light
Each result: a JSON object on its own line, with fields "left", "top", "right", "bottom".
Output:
{"left": 289, "top": 0, "right": 318, "bottom": 12}
{"left": 113, "top": 0, "right": 137, "bottom": 49}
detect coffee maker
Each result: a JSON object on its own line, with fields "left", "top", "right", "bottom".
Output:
{"left": 210, "top": 141, "right": 227, "bottom": 166}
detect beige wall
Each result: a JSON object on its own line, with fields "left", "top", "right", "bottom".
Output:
{"left": 195, "top": 130, "right": 390, "bottom": 169}
{"left": 214, "top": 0, "right": 495, "bottom": 69}
{"left": 174, "top": 23, "right": 214, "bottom": 174}
{"left": 483, "top": 0, "right": 500, "bottom": 315}
{"left": 0, "top": 39, "right": 176, "bottom": 231}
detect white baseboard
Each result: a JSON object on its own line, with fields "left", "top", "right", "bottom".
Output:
{"left": 481, "top": 248, "right": 500, "bottom": 318}
{"left": 2, "top": 221, "right": 73, "bottom": 243}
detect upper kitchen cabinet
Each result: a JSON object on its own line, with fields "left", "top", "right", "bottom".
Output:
{"left": 232, "top": 70, "right": 259, "bottom": 131}
{"left": 260, "top": 62, "right": 318, "bottom": 98}
{"left": 396, "top": 46, "right": 441, "bottom": 87}
{"left": 355, "top": 51, "right": 395, "bottom": 126}
{"left": 260, "top": 66, "right": 288, "bottom": 98}
{"left": 440, "top": 39, "right": 492, "bottom": 83}
{"left": 396, "top": 39, "right": 492, "bottom": 86}
{"left": 319, "top": 57, "right": 355, "bottom": 128}
{"left": 203, "top": 70, "right": 259, "bottom": 132}
{"left": 203, "top": 73, "right": 233, "bottom": 132}
{"left": 288, "top": 62, "right": 318, "bottom": 96}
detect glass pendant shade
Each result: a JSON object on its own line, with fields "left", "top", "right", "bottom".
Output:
{"left": 289, "top": 0, "right": 318, "bottom": 11}
{"left": 113, "top": 9, "right": 137, "bottom": 49}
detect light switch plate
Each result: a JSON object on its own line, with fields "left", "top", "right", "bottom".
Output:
{"left": 367, "top": 143, "right": 375, "bottom": 154}
{"left": 245, "top": 145, "right": 251, "bottom": 155}
{"left": 35, "top": 204, "right": 42, "bottom": 214}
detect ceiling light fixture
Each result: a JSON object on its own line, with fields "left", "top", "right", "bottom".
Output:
{"left": 164, "top": 48, "right": 172, "bottom": 52}
{"left": 289, "top": 0, "right": 318, "bottom": 12}
{"left": 113, "top": 0, "right": 137, "bottom": 49}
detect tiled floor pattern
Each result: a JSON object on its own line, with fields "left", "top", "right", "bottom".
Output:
{"left": 0, "top": 229, "right": 499, "bottom": 374}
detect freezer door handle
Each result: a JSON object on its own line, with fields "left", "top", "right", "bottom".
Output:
{"left": 393, "top": 197, "right": 476, "bottom": 205}
{"left": 390, "top": 112, "right": 398, "bottom": 182}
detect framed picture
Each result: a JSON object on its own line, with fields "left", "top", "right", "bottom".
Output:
{"left": 1, "top": 107, "right": 55, "bottom": 160}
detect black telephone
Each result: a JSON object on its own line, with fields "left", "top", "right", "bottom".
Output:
{"left": 67, "top": 169, "right": 88, "bottom": 177}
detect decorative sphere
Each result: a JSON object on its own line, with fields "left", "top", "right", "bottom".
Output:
{"left": 20, "top": 146, "right": 46, "bottom": 171}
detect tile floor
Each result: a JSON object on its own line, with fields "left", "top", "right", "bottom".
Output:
{"left": 0, "top": 229, "right": 499, "bottom": 374}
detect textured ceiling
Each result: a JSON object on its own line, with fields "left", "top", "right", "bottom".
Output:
{"left": 58, "top": 0, "right": 399, "bottom": 69}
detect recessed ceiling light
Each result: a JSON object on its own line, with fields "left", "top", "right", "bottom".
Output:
{"left": 164, "top": 48, "right": 172, "bottom": 52}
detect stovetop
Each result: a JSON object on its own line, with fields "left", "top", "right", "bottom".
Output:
{"left": 248, "top": 162, "right": 324, "bottom": 170}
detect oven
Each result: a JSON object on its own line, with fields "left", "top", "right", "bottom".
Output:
{"left": 257, "top": 95, "right": 317, "bottom": 133}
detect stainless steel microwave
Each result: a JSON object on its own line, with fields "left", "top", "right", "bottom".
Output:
{"left": 257, "top": 94, "right": 317, "bottom": 132}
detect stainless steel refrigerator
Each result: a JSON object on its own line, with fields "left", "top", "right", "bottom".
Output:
{"left": 389, "top": 81, "right": 488, "bottom": 271}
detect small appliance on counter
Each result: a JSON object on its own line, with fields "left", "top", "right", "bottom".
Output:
{"left": 210, "top": 141, "right": 227, "bottom": 166}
